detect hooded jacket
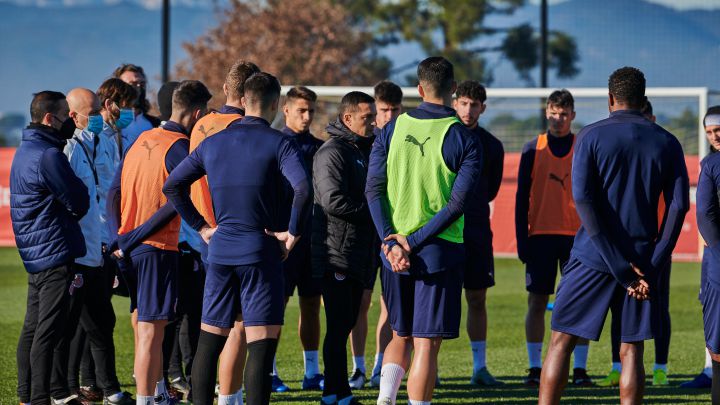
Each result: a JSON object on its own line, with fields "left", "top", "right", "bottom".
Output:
{"left": 311, "top": 119, "right": 378, "bottom": 283}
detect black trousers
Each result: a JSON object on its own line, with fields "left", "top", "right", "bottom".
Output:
{"left": 321, "top": 272, "right": 364, "bottom": 399}
{"left": 17, "top": 263, "right": 82, "bottom": 404}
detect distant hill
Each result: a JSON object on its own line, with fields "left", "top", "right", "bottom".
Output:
{"left": 1, "top": 0, "right": 718, "bottom": 125}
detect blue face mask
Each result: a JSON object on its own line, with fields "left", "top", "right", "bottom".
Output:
{"left": 115, "top": 108, "right": 134, "bottom": 129}
{"left": 86, "top": 114, "right": 104, "bottom": 135}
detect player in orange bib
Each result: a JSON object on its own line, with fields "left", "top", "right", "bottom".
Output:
{"left": 515, "top": 90, "right": 592, "bottom": 387}
{"left": 106, "top": 80, "right": 212, "bottom": 405}
{"left": 187, "top": 60, "right": 260, "bottom": 405}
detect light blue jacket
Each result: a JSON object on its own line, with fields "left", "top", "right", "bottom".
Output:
{"left": 98, "top": 123, "right": 121, "bottom": 243}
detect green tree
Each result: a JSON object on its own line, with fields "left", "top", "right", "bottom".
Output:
{"left": 342, "top": 0, "right": 579, "bottom": 84}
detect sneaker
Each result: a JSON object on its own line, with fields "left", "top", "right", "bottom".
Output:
{"left": 596, "top": 369, "right": 620, "bottom": 387}
{"left": 303, "top": 373, "right": 325, "bottom": 390}
{"left": 368, "top": 371, "right": 381, "bottom": 388}
{"left": 524, "top": 367, "right": 542, "bottom": 386}
{"left": 153, "top": 393, "right": 179, "bottom": 405}
{"left": 348, "top": 369, "right": 367, "bottom": 389}
{"left": 652, "top": 368, "right": 669, "bottom": 386}
{"left": 572, "top": 368, "right": 594, "bottom": 386}
{"left": 166, "top": 385, "right": 183, "bottom": 401}
{"left": 470, "top": 367, "right": 504, "bottom": 386}
{"left": 680, "top": 371, "right": 712, "bottom": 388}
{"left": 215, "top": 383, "right": 220, "bottom": 396}
{"left": 376, "top": 398, "right": 393, "bottom": 405}
{"left": 51, "top": 395, "right": 84, "bottom": 405}
{"left": 272, "top": 375, "right": 290, "bottom": 392}
{"left": 169, "top": 376, "right": 191, "bottom": 399}
{"left": 103, "top": 391, "right": 135, "bottom": 405}
{"left": 79, "top": 386, "right": 103, "bottom": 402}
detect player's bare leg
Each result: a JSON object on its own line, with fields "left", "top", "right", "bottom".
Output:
{"left": 377, "top": 332, "right": 412, "bottom": 404}
{"left": 135, "top": 320, "right": 168, "bottom": 397}
{"left": 371, "top": 296, "right": 393, "bottom": 386}
{"left": 619, "top": 341, "right": 645, "bottom": 405}
{"left": 349, "top": 289, "right": 373, "bottom": 387}
{"left": 538, "top": 331, "right": 578, "bottom": 405}
{"left": 407, "top": 337, "right": 442, "bottom": 402}
{"left": 218, "top": 317, "right": 246, "bottom": 395}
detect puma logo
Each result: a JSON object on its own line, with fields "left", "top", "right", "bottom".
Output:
{"left": 197, "top": 124, "right": 214, "bottom": 139}
{"left": 549, "top": 173, "right": 569, "bottom": 190}
{"left": 141, "top": 140, "right": 159, "bottom": 160}
{"left": 405, "top": 135, "right": 431, "bottom": 156}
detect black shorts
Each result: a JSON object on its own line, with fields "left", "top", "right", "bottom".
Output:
{"left": 283, "top": 240, "right": 322, "bottom": 297}
{"left": 525, "top": 234, "right": 574, "bottom": 295}
{"left": 463, "top": 234, "right": 495, "bottom": 290}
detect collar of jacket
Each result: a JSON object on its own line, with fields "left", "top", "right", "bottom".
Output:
{"left": 325, "top": 118, "right": 374, "bottom": 148}
{"left": 23, "top": 123, "right": 66, "bottom": 147}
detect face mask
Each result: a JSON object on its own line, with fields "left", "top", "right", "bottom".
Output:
{"left": 55, "top": 116, "right": 77, "bottom": 139}
{"left": 115, "top": 108, "right": 134, "bottom": 129}
{"left": 87, "top": 114, "right": 104, "bottom": 135}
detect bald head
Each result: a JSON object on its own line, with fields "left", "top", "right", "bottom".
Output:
{"left": 67, "top": 88, "right": 101, "bottom": 130}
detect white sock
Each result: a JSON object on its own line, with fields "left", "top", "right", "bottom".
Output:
{"left": 218, "top": 394, "right": 234, "bottom": 405}
{"left": 611, "top": 362, "right": 622, "bottom": 372}
{"left": 372, "top": 353, "right": 384, "bottom": 376}
{"left": 573, "top": 345, "right": 589, "bottom": 370}
{"left": 654, "top": 363, "right": 667, "bottom": 372}
{"left": 471, "top": 341, "right": 487, "bottom": 372}
{"left": 353, "top": 355, "right": 367, "bottom": 373}
{"left": 233, "top": 388, "right": 244, "bottom": 405}
{"left": 527, "top": 342, "right": 543, "bottom": 368}
{"left": 408, "top": 400, "right": 431, "bottom": 405}
{"left": 136, "top": 395, "right": 154, "bottom": 405}
{"left": 273, "top": 356, "right": 279, "bottom": 376}
{"left": 705, "top": 347, "right": 713, "bottom": 377}
{"left": 378, "top": 363, "right": 405, "bottom": 405}
{"left": 322, "top": 394, "right": 338, "bottom": 404}
{"left": 304, "top": 350, "right": 320, "bottom": 378}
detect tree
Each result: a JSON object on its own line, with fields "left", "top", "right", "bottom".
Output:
{"left": 177, "top": 0, "right": 390, "bottom": 100}
{"left": 345, "top": 0, "right": 579, "bottom": 85}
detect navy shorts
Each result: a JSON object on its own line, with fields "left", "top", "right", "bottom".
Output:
{"left": 703, "top": 281, "right": 720, "bottom": 354}
{"left": 464, "top": 235, "right": 495, "bottom": 290}
{"left": 203, "top": 261, "right": 285, "bottom": 328}
{"left": 700, "top": 247, "right": 710, "bottom": 302}
{"left": 127, "top": 247, "right": 178, "bottom": 322}
{"left": 525, "top": 235, "right": 574, "bottom": 295}
{"left": 283, "top": 240, "right": 322, "bottom": 297}
{"left": 381, "top": 265, "right": 464, "bottom": 339}
{"left": 551, "top": 257, "right": 657, "bottom": 342}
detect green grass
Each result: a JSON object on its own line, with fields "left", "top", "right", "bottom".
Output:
{"left": 0, "top": 247, "right": 712, "bottom": 404}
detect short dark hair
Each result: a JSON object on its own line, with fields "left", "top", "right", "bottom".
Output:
{"left": 455, "top": 80, "right": 487, "bottom": 103}
{"left": 608, "top": 67, "right": 646, "bottom": 109}
{"left": 547, "top": 89, "right": 574, "bottom": 110}
{"left": 113, "top": 63, "right": 146, "bottom": 80}
{"left": 374, "top": 80, "right": 403, "bottom": 105}
{"left": 286, "top": 86, "right": 317, "bottom": 103}
{"left": 243, "top": 72, "right": 282, "bottom": 110}
{"left": 30, "top": 91, "right": 66, "bottom": 123}
{"left": 226, "top": 60, "right": 260, "bottom": 100}
{"left": 97, "top": 78, "right": 137, "bottom": 110}
{"left": 642, "top": 98, "right": 654, "bottom": 117}
{"left": 704, "top": 105, "right": 720, "bottom": 126}
{"left": 157, "top": 81, "right": 180, "bottom": 121}
{"left": 417, "top": 56, "right": 454, "bottom": 97}
{"left": 339, "top": 91, "right": 375, "bottom": 116}
{"left": 172, "top": 80, "right": 212, "bottom": 112}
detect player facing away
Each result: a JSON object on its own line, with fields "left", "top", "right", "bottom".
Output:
{"left": 107, "top": 80, "right": 212, "bottom": 405}
{"left": 695, "top": 105, "right": 720, "bottom": 403}
{"left": 515, "top": 90, "right": 592, "bottom": 386}
{"left": 452, "top": 80, "right": 505, "bottom": 386}
{"left": 163, "top": 72, "right": 311, "bottom": 405}
{"left": 275, "top": 85, "right": 326, "bottom": 393}
{"left": 366, "top": 56, "right": 482, "bottom": 405}
{"left": 597, "top": 100, "right": 675, "bottom": 387}
{"left": 538, "top": 67, "right": 689, "bottom": 405}
{"left": 187, "top": 60, "right": 260, "bottom": 404}
{"left": 353, "top": 80, "right": 404, "bottom": 389}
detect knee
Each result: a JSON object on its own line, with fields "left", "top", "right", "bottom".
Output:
{"left": 413, "top": 337, "right": 442, "bottom": 354}
{"left": 710, "top": 351, "right": 720, "bottom": 363}
{"left": 466, "top": 290, "right": 486, "bottom": 311}
{"left": 527, "top": 294, "right": 548, "bottom": 315}
{"left": 299, "top": 296, "right": 321, "bottom": 313}
{"left": 619, "top": 342, "right": 643, "bottom": 359}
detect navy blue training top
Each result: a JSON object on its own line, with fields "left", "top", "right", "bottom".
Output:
{"left": 106, "top": 121, "right": 188, "bottom": 256}
{"left": 697, "top": 152, "right": 720, "bottom": 289}
{"left": 365, "top": 102, "right": 483, "bottom": 273}
{"left": 570, "top": 110, "right": 689, "bottom": 288}
{"left": 465, "top": 125, "right": 504, "bottom": 246}
{"left": 163, "top": 116, "right": 312, "bottom": 266}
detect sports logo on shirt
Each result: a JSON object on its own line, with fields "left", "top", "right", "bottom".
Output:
{"left": 140, "top": 140, "right": 159, "bottom": 160}
{"left": 196, "top": 124, "right": 214, "bottom": 140}
{"left": 549, "top": 173, "right": 569, "bottom": 190}
{"left": 405, "top": 135, "right": 431, "bottom": 157}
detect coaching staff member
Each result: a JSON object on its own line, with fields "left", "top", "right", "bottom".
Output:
{"left": 12, "top": 91, "right": 90, "bottom": 404}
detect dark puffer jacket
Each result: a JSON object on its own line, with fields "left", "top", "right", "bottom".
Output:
{"left": 10, "top": 124, "right": 89, "bottom": 273}
{"left": 311, "top": 119, "right": 378, "bottom": 283}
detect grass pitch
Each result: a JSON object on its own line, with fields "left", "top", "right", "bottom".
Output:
{"left": 0, "top": 248, "right": 711, "bottom": 404}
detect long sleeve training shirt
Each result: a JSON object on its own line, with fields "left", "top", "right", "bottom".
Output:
{"left": 163, "top": 116, "right": 312, "bottom": 266}
{"left": 697, "top": 152, "right": 720, "bottom": 289}
{"left": 465, "top": 125, "right": 504, "bottom": 244}
{"left": 365, "top": 102, "right": 483, "bottom": 273}
{"left": 570, "top": 110, "right": 689, "bottom": 288}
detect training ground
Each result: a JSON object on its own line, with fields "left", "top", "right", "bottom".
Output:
{"left": 0, "top": 248, "right": 712, "bottom": 404}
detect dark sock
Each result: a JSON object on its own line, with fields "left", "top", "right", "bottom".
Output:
{"left": 245, "top": 338, "right": 278, "bottom": 405}
{"left": 713, "top": 360, "right": 720, "bottom": 404}
{"left": 190, "top": 331, "right": 227, "bottom": 405}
